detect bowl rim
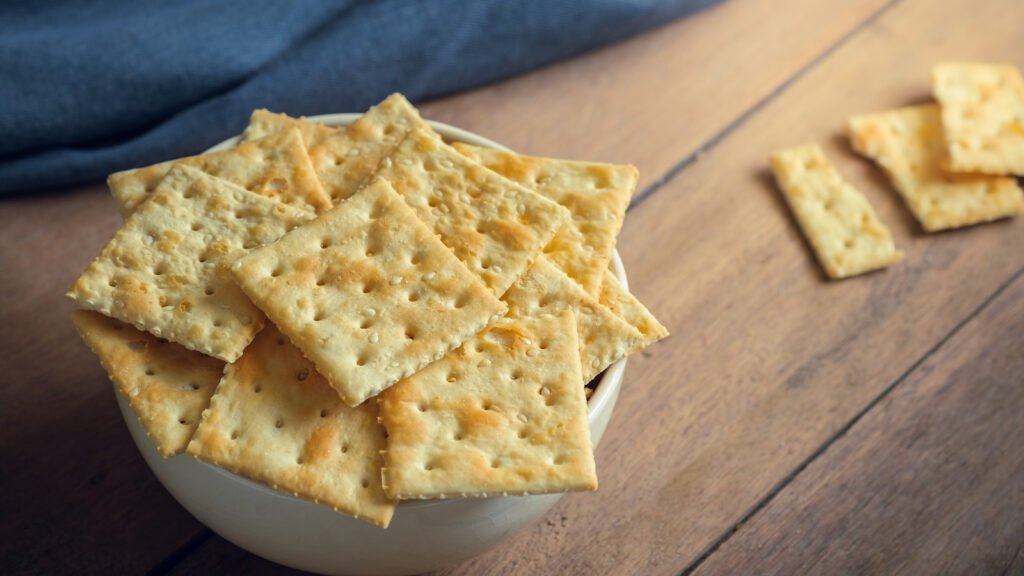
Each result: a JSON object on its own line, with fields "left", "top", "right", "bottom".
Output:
{"left": 186, "top": 113, "right": 628, "bottom": 510}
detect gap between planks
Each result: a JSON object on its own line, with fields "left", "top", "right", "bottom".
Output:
{"left": 678, "top": 263, "right": 1024, "bottom": 576}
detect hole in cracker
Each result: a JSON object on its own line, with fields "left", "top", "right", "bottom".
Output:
{"left": 424, "top": 463, "right": 435, "bottom": 471}
{"left": 518, "top": 429, "right": 528, "bottom": 439}
{"left": 362, "top": 283, "right": 373, "bottom": 294}
{"left": 108, "top": 278, "right": 117, "bottom": 288}
{"left": 454, "top": 294, "right": 470, "bottom": 309}
{"left": 153, "top": 266, "right": 165, "bottom": 276}
{"left": 204, "top": 286, "right": 215, "bottom": 296}
{"left": 407, "top": 291, "right": 420, "bottom": 302}
{"left": 418, "top": 403, "right": 428, "bottom": 412}
{"left": 190, "top": 382, "right": 200, "bottom": 391}
{"left": 405, "top": 328, "right": 417, "bottom": 341}
{"left": 539, "top": 341, "right": 549, "bottom": 350}
{"left": 178, "top": 418, "right": 188, "bottom": 425}
{"left": 510, "top": 370, "right": 523, "bottom": 381}
{"left": 296, "top": 456, "right": 305, "bottom": 465}
{"left": 297, "top": 368, "right": 309, "bottom": 381}
{"left": 213, "top": 319, "right": 224, "bottom": 328}
{"left": 365, "top": 248, "right": 375, "bottom": 258}
{"left": 446, "top": 373, "right": 457, "bottom": 383}
{"left": 410, "top": 252, "right": 423, "bottom": 266}
{"left": 316, "top": 277, "right": 327, "bottom": 287}
{"left": 128, "top": 341, "right": 146, "bottom": 352}
{"left": 427, "top": 197, "right": 441, "bottom": 208}
{"left": 490, "top": 460, "right": 500, "bottom": 469}
{"left": 480, "top": 260, "right": 491, "bottom": 270}
{"left": 538, "top": 386, "right": 551, "bottom": 397}
{"left": 320, "top": 239, "right": 330, "bottom": 250}
{"left": 275, "top": 419, "right": 284, "bottom": 429}
{"left": 314, "top": 311, "right": 326, "bottom": 322}
{"left": 233, "top": 211, "right": 244, "bottom": 219}
{"left": 145, "top": 368, "right": 156, "bottom": 376}
{"left": 341, "top": 443, "right": 350, "bottom": 454}
{"left": 482, "top": 401, "right": 495, "bottom": 411}
{"left": 356, "top": 356, "right": 368, "bottom": 367}
{"left": 276, "top": 337, "right": 285, "bottom": 346}
{"left": 320, "top": 409, "right": 329, "bottom": 418}
{"left": 361, "top": 478, "right": 370, "bottom": 489}
{"left": 844, "top": 239, "right": 855, "bottom": 249}
{"left": 230, "top": 431, "right": 239, "bottom": 440}
{"left": 190, "top": 222, "right": 202, "bottom": 232}
{"left": 254, "top": 385, "right": 263, "bottom": 393}
{"left": 359, "top": 318, "right": 373, "bottom": 330}
{"left": 453, "top": 432, "right": 464, "bottom": 441}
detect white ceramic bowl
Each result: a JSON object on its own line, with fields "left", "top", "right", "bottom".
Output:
{"left": 116, "top": 115, "right": 628, "bottom": 576}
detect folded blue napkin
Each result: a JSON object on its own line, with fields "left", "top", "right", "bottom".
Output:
{"left": 0, "top": 0, "right": 719, "bottom": 194}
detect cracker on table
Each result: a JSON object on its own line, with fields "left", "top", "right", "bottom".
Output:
{"left": 67, "top": 164, "right": 313, "bottom": 362}
{"left": 769, "top": 144, "right": 903, "bottom": 279}
{"left": 187, "top": 325, "right": 395, "bottom": 527}
{"left": 374, "top": 128, "right": 570, "bottom": 296}
{"left": 109, "top": 129, "right": 330, "bottom": 217}
{"left": 243, "top": 109, "right": 339, "bottom": 149}
{"left": 454, "top": 143, "right": 637, "bottom": 294}
{"left": 244, "top": 94, "right": 431, "bottom": 204}
{"left": 502, "top": 257, "right": 641, "bottom": 384}
{"left": 932, "top": 62, "right": 1024, "bottom": 175}
{"left": 232, "top": 178, "right": 506, "bottom": 407}
{"left": 848, "top": 105, "right": 1024, "bottom": 231}
{"left": 379, "top": 312, "right": 597, "bottom": 499}
{"left": 596, "top": 270, "right": 669, "bottom": 348}
{"left": 72, "top": 310, "right": 224, "bottom": 457}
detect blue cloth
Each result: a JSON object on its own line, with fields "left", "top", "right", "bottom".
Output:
{"left": 0, "top": 0, "right": 719, "bottom": 194}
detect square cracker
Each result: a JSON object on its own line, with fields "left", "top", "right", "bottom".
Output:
{"left": 232, "top": 178, "right": 506, "bottom": 407}
{"left": 379, "top": 312, "right": 597, "bottom": 499}
{"left": 597, "top": 270, "right": 669, "bottom": 349}
{"left": 187, "top": 324, "right": 395, "bottom": 527}
{"left": 108, "top": 129, "right": 331, "bottom": 217}
{"left": 374, "top": 128, "right": 570, "bottom": 296}
{"left": 67, "top": 164, "right": 313, "bottom": 362}
{"left": 769, "top": 144, "right": 903, "bottom": 279}
{"left": 502, "top": 257, "right": 642, "bottom": 384}
{"left": 848, "top": 105, "right": 1024, "bottom": 231}
{"left": 72, "top": 310, "right": 224, "bottom": 457}
{"left": 244, "top": 94, "right": 431, "bottom": 204}
{"left": 932, "top": 62, "right": 1024, "bottom": 175}
{"left": 454, "top": 143, "right": 637, "bottom": 294}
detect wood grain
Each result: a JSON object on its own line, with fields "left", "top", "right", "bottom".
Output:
{"left": 435, "top": 0, "right": 1024, "bottom": 573}
{"left": 420, "top": 0, "right": 893, "bottom": 190}
{"left": 693, "top": 271, "right": 1024, "bottom": 576}
{"left": 0, "top": 189, "right": 205, "bottom": 574}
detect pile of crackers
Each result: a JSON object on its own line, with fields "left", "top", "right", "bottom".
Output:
{"left": 67, "top": 94, "right": 668, "bottom": 528}
{"left": 771, "top": 62, "right": 1024, "bottom": 280}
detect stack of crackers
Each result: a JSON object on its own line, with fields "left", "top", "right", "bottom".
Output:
{"left": 67, "top": 94, "right": 668, "bottom": 528}
{"left": 771, "top": 62, "right": 1024, "bottom": 280}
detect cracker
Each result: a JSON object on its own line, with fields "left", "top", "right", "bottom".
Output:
{"left": 502, "top": 257, "right": 642, "bottom": 384}
{"left": 848, "top": 105, "right": 1024, "bottom": 231}
{"left": 769, "top": 144, "right": 904, "bottom": 279}
{"left": 379, "top": 312, "right": 597, "bottom": 499}
{"left": 67, "top": 165, "right": 313, "bottom": 362}
{"left": 72, "top": 310, "right": 223, "bottom": 457}
{"left": 243, "top": 109, "right": 339, "bottom": 149}
{"left": 232, "top": 178, "right": 506, "bottom": 407}
{"left": 454, "top": 143, "right": 637, "bottom": 294}
{"left": 932, "top": 62, "right": 1024, "bottom": 175}
{"left": 244, "top": 94, "right": 431, "bottom": 204}
{"left": 597, "top": 270, "right": 669, "bottom": 348}
{"left": 187, "top": 325, "right": 395, "bottom": 527}
{"left": 109, "top": 129, "right": 331, "bottom": 217}
{"left": 374, "top": 128, "right": 570, "bottom": 295}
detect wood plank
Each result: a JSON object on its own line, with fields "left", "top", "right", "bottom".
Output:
{"left": 435, "top": 0, "right": 1024, "bottom": 573}
{"left": 420, "top": 0, "right": 893, "bottom": 190}
{"left": 0, "top": 188, "right": 206, "bottom": 573}
{"left": 693, "top": 271, "right": 1024, "bottom": 575}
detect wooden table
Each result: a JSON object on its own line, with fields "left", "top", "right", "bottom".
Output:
{"left": 3, "top": 0, "right": 1022, "bottom": 573}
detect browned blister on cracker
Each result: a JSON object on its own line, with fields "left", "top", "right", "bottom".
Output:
{"left": 232, "top": 178, "right": 506, "bottom": 407}
{"left": 454, "top": 143, "right": 637, "bottom": 294}
{"left": 848, "top": 105, "right": 1024, "bottom": 231}
{"left": 187, "top": 325, "right": 396, "bottom": 527}
{"left": 379, "top": 312, "right": 596, "bottom": 500}
{"left": 67, "top": 164, "right": 313, "bottom": 362}
{"left": 72, "top": 310, "right": 223, "bottom": 456}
